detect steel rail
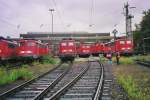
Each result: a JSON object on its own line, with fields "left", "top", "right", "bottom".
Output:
{"left": 0, "top": 63, "right": 65, "bottom": 99}
{"left": 33, "top": 63, "right": 72, "bottom": 100}
{"left": 94, "top": 62, "right": 104, "bottom": 100}
{"left": 136, "top": 61, "right": 150, "bottom": 67}
{"left": 54, "top": 60, "right": 102, "bottom": 100}
{"left": 47, "top": 62, "right": 90, "bottom": 100}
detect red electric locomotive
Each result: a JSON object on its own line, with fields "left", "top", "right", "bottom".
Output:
{"left": 58, "top": 38, "right": 76, "bottom": 62}
{"left": 103, "top": 39, "right": 133, "bottom": 55}
{"left": 114, "top": 39, "right": 133, "bottom": 55}
{"left": 103, "top": 43, "right": 112, "bottom": 56}
{"left": 91, "top": 42, "right": 104, "bottom": 56}
{"left": 77, "top": 42, "right": 91, "bottom": 58}
{"left": 0, "top": 37, "right": 17, "bottom": 60}
{"left": 16, "top": 39, "right": 49, "bottom": 59}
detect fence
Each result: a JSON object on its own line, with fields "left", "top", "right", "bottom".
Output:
{"left": 143, "top": 37, "right": 150, "bottom": 54}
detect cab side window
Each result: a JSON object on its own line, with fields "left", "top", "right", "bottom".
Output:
{"left": 68, "top": 42, "right": 74, "bottom": 46}
{"left": 27, "top": 42, "right": 36, "bottom": 46}
{"left": 19, "top": 42, "right": 25, "bottom": 46}
{"left": 8, "top": 43, "right": 15, "bottom": 48}
{"left": 120, "top": 41, "right": 125, "bottom": 44}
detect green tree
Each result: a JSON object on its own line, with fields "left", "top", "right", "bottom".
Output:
{"left": 133, "top": 9, "right": 150, "bottom": 53}
{"left": 140, "top": 9, "right": 150, "bottom": 38}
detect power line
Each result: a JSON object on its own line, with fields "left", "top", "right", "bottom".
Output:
{"left": 0, "top": 18, "right": 17, "bottom": 27}
{"left": 89, "top": 0, "right": 95, "bottom": 27}
{"left": 51, "top": 0, "right": 65, "bottom": 30}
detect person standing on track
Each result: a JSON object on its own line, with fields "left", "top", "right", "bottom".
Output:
{"left": 116, "top": 51, "right": 120, "bottom": 65}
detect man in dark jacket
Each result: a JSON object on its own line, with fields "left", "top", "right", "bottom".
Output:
{"left": 116, "top": 51, "right": 120, "bottom": 65}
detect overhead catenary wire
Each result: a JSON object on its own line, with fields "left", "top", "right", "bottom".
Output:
{"left": 0, "top": 17, "right": 18, "bottom": 27}
{"left": 89, "top": 0, "right": 94, "bottom": 27}
{"left": 51, "top": 0, "right": 66, "bottom": 30}
{"left": 88, "top": 0, "right": 96, "bottom": 33}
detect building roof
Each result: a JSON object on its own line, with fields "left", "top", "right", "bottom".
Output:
{"left": 20, "top": 32, "right": 112, "bottom": 43}
{"left": 20, "top": 32, "right": 110, "bottom": 38}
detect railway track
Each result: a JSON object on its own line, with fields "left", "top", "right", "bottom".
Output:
{"left": 0, "top": 63, "right": 71, "bottom": 99}
{"left": 136, "top": 61, "right": 150, "bottom": 67}
{"left": 100, "top": 63, "right": 113, "bottom": 100}
{"left": 43, "top": 61, "right": 90, "bottom": 100}
{"left": 0, "top": 60, "right": 105, "bottom": 100}
{"left": 52, "top": 61, "right": 104, "bottom": 100}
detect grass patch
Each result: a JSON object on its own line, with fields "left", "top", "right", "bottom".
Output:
{"left": 117, "top": 74, "right": 150, "bottom": 100}
{"left": 112, "top": 56, "right": 135, "bottom": 64}
{"left": 134, "top": 55, "right": 150, "bottom": 62}
{"left": 100, "top": 56, "right": 107, "bottom": 62}
{"left": 21, "top": 64, "right": 30, "bottom": 68}
{"left": 114, "top": 65, "right": 150, "bottom": 100}
{"left": 0, "top": 67, "right": 33, "bottom": 85}
{"left": 117, "top": 75, "right": 144, "bottom": 100}
{"left": 102, "top": 55, "right": 135, "bottom": 64}
{"left": 32, "top": 61, "right": 40, "bottom": 65}
{"left": 40, "top": 55, "right": 56, "bottom": 64}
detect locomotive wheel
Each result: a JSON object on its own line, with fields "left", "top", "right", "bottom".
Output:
{"left": 79, "top": 54, "right": 90, "bottom": 58}
{"left": 60, "top": 57, "right": 75, "bottom": 62}
{"left": 92, "top": 53, "right": 99, "bottom": 57}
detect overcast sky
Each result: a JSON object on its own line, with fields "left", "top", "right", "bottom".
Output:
{"left": 0, "top": 0, "right": 149, "bottom": 38}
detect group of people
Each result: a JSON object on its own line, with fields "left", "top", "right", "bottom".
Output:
{"left": 106, "top": 51, "right": 120, "bottom": 65}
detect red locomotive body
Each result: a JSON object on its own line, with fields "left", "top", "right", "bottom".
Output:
{"left": 38, "top": 43, "right": 50, "bottom": 55}
{"left": 0, "top": 38, "right": 17, "bottom": 60}
{"left": 103, "top": 39, "right": 134, "bottom": 55}
{"left": 103, "top": 43, "right": 112, "bottom": 54}
{"left": 115, "top": 39, "right": 133, "bottom": 55}
{"left": 91, "top": 43, "right": 104, "bottom": 56}
{"left": 58, "top": 39, "right": 76, "bottom": 62}
{"left": 16, "top": 39, "right": 49, "bottom": 59}
{"left": 77, "top": 43, "right": 91, "bottom": 57}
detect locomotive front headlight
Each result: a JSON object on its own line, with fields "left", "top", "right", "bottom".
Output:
{"left": 69, "top": 49, "right": 73, "bottom": 52}
{"left": 83, "top": 50, "right": 86, "bottom": 52}
{"left": 127, "top": 47, "right": 131, "bottom": 49}
{"left": 62, "top": 50, "right": 66, "bottom": 52}
{"left": 83, "top": 50, "right": 89, "bottom": 52}
{"left": 86, "top": 46, "right": 90, "bottom": 48}
{"left": 26, "top": 51, "right": 32, "bottom": 53}
{"left": 20, "top": 51, "right": 25, "bottom": 53}
{"left": 121, "top": 48, "right": 125, "bottom": 50}
{"left": 0, "top": 49, "right": 1, "bottom": 53}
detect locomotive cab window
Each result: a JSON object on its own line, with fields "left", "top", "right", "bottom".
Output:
{"left": 19, "top": 42, "right": 25, "bottom": 46}
{"left": 126, "top": 41, "right": 131, "bottom": 44}
{"left": 8, "top": 43, "right": 15, "bottom": 48}
{"left": 68, "top": 42, "right": 74, "bottom": 46}
{"left": 39, "top": 44, "right": 47, "bottom": 48}
{"left": 120, "top": 41, "right": 125, "bottom": 44}
{"left": 86, "top": 45, "right": 90, "bottom": 48}
{"left": 61, "top": 43, "right": 67, "bottom": 46}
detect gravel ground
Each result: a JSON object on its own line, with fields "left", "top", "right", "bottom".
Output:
{"left": 102, "top": 63, "right": 128, "bottom": 100}
{"left": 0, "top": 63, "right": 57, "bottom": 95}
{"left": 111, "top": 79, "right": 128, "bottom": 100}
{"left": 75, "top": 57, "right": 129, "bottom": 99}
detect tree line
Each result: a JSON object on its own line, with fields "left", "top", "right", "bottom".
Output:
{"left": 133, "top": 9, "right": 150, "bottom": 54}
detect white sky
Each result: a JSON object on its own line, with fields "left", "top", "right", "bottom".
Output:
{"left": 0, "top": 0, "right": 149, "bottom": 38}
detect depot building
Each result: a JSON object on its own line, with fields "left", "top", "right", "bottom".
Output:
{"left": 20, "top": 32, "right": 112, "bottom": 44}
{"left": 20, "top": 32, "right": 112, "bottom": 55}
